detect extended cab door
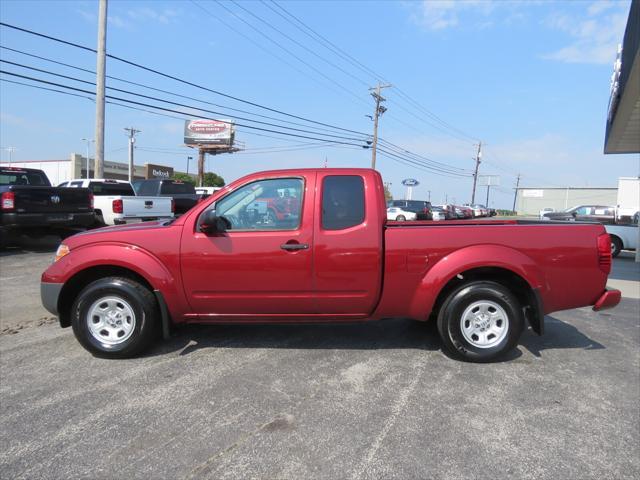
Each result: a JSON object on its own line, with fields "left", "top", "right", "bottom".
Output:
{"left": 312, "top": 171, "right": 384, "bottom": 316}
{"left": 180, "top": 173, "right": 315, "bottom": 316}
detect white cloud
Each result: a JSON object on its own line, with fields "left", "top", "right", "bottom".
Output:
{"left": 542, "top": 2, "right": 629, "bottom": 65}
{"left": 410, "top": 0, "right": 497, "bottom": 31}
{"left": 127, "top": 7, "right": 180, "bottom": 25}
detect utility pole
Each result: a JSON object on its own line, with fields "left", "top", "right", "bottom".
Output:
{"left": 124, "top": 127, "right": 141, "bottom": 181}
{"left": 81, "top": 138, "right": 94, "bottom": 178}
{"left": 512, "top": 173, "right": 521, "bottom": 213}
{"left": 427, "top": 190, "right": 431, "bottom": 202}
{"left": 4, "top": 147, "right": 16, "bottom": 165}
{"left": 198, "top": 149, "right": 206, "bottom": 187}
{"left": 94, "top": 0, "right": 108, "bottom": 178}
{"left": 369, "top": 83, "right": 392, "bottom": 170}
{"left": 471, "top": 141, "right": 482, "bottom": 204}
{"left": 485, "top": 185, "right": 491, "bottom": 207}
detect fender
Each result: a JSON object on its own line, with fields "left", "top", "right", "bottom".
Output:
{"left": 407, "top": 244, "right": 547, "bottom": 321}
{"left": 42, "top": 241, "right": 188, "bottom": 322}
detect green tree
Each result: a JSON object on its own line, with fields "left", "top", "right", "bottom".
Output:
{"left": 172, "top": 172, "right": 195, "bottom": 184}
{"left": 383, "top": 184, "right": 393, "bottom": 203}
{"left": 203, "top": 172, "right": 225, "bottom": 187}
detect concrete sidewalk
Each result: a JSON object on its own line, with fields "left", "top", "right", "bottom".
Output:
{"left": 607, "top": 252, "right": 640, "bottom": 299}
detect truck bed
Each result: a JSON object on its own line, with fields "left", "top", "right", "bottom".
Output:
{"left": 378, "top": 220, "right": 608, "bottom": 320}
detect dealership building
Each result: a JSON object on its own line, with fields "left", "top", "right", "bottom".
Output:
{"left": 0, "top": 153, "right": 186, "bottom": 185}
{"left": 514, "top": 187, "right": 618, "bottom": 216}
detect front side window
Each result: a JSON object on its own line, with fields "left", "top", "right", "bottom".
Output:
{"left": 209, "top": 177, "right": 303, "bottom": 231}
{"left": 322, "top": 176, "right": 365, "bottom": 230}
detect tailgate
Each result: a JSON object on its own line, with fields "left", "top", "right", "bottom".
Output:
{"left": 12, "top": 187, "right": 92, "bottom": 213}
{"left": 122, "top": 196, "right": 172, "bottom": 217}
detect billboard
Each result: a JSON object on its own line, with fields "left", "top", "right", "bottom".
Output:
{"left": 184, "top": 119, "right": 235, "bottom": 145}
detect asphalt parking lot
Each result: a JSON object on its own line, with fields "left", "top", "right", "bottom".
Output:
{"left": 1, "top": 240, "right": 638, "bottom": 479}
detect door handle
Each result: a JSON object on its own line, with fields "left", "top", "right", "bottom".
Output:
{"left": 280, "top": 242, "right": 309, "bottom": 251}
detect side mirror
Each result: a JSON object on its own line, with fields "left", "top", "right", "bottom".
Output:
{"left": 571, "top": 211, "right": 577, "bottom": 217}
{"left": 200, "top": 210, "right": 231, "bottom": 234}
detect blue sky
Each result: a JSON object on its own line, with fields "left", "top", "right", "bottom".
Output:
{"left": 0, "top": 0, "right": 638, "bottom": 207}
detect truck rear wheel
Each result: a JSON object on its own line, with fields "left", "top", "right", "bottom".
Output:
{"left": 437, "top": 281, "right": 524, "bottom": 362}
{"left": 71, "top": 277, "right": 159, "bottom": 358}
{"left": 610, "top": 236, "right": 622, "bottom": 258}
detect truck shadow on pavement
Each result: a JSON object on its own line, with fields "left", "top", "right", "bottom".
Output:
{"left": 519, "top": 315, "right": 605, "bottom": 357}
{"left": 144, "top": 315, "right": 604, "bottom": 361}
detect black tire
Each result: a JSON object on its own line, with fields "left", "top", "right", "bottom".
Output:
{"left": 610, "top": 236, "right": 622, "bottom": 258}
{"left": 71, "top": 277, "right": 160, "bottom": 358}
{"left": 396, "top": 215, "right": 406, "bottom": 221}
{"left": 437, "top": 281, "right": 524, "bottom": 363}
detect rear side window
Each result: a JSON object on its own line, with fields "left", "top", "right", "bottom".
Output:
{"left": 88, "top": 182, "right": 135, "bottom": 196}
{"left": 137, "top": 182, "right": 157, "bottom": 196}
{"left": 0, "top": 170, "right": 50, "bottom": 186}
{"left": 322, "top": 176, "right": 365, "bottom": 230}
{"left": 160, "top": 182, "right": 195, "bottom": 194}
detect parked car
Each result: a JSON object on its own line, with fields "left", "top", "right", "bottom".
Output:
{"left": 606, "top": 221, "right": 638, "bottom": 257}
{"left": 454, "top": 206, "right": 473, "bottom": 219}
{"left": 195, "top": 186, "right": 223, "bottom": 199}
{"left": 389, "top": 199, "right": 432, "bottom": 220}
{"left": 42, "top": 167, "right": 620, "bottom": 363}
{"left": 456, "top": 206, "right": 473, "bottom": 219}
{"left": 542, "top": 205, "right": 616, "bottom": 223}
{"left": 1, "top": 166, "right": 93, "bottom": 246}
{"left": 132, "top": 179, "right": 201, "bottom": 215}
{"left": 430, "top": 206, "right": 446, "bottom": 221}
{"left": 539, "top": 207, "right": 555, "bottom": 219}
{"left": 60, "top": 179, "right": 174, "bottom": 226}
{"left": 465, "top": 204, "right": 486, "bottom": 217}
{"left": 436, "top": 204, "right": 457, "bottom": 220}
{"left": 387, "top": 207, "right": 417, "bottom": 221}
{"left": 488, "top": 208, "right": 497, "bottom": 217}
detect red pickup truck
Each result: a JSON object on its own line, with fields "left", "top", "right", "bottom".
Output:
{"left": 41, "top": 168, "right": 620, "bottom": 362}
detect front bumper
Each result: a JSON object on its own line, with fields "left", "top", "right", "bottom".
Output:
{"left": 593, "top": 289, "right": 622, "bottom": 311}
{"left": 41, "top": 282, "right": 63, "bottom": 316}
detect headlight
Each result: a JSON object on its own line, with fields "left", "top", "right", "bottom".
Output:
{"left": 54, "top": 244, "right": 70, "bottom": 262}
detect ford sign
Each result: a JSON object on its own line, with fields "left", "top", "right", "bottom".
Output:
{"left": 401, "top": 178, "right": 419, "bottom": 187}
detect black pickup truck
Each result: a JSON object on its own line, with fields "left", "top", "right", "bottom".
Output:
{"left": 1, "top": 167, "right": 94, "bottom": 245}
{"left": 132, "top": 179, "right": 201, "bottom": 215}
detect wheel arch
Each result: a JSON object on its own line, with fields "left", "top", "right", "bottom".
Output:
{"left": 57, "top": 265, "right": 154, "bottom": 328}
{"left": 409, "top": 245, "right": 546, "bottom": 334}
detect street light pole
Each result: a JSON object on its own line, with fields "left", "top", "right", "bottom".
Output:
{"left": 81, "top": 138, "right": 93, "bottom": 178}
{"left": 124, "top": 127, "right": 141, "bottom": 182}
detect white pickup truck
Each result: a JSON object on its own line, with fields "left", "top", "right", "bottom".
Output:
{"left": 59, "top": 179, "right": 174, "bottom": 226}
{"left": 606, "top": 222, "right": 639, "bottom": 257}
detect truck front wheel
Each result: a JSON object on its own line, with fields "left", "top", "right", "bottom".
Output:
{"left": 437, "top": 281, "right": 524, "bottom": 362}
{"left": 71, "top": 277, "right": 159, "bottom": 358}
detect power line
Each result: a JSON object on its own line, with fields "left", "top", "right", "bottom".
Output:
{"left": 0, "top": 45, "right": 375, "bottom": 138}
{"left": 265, "top": 1, "right": 480, "bottom": 143}
{"left": 200, "top": 0, "right": 370, "bottom": 109}
{"left": 0, "top": 21, "right": 371, "bottom": 137}
{"left": 231, "top": 0, "right": 370, "bottom": 88}
{"left": 0, "top": 69, "right": 370, "bottom": 147}
{"left": 0, "top": 60, "right": 369, "bottom": 143}
{"left": 0, "top": 22, "right": 476, "bottom": 177}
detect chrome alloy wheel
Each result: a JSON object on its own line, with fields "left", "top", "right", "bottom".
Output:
{"left": 87, "top": 296, "right": 136, "bottom": 345}
{"left": 460, "top": 300, "right": 509, "bottom": 349}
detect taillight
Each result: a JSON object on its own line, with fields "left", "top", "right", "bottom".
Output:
{"left": 112, "top": 199, "right": 123, "bottom": 214}
{"left": 597, "top": 233, "right": 612, "bottom": 274}
{"left": 1, "top": 191, "right": 15, "bottom": 210}
{"left": 171, "top": 199, "right": 175, "bottom": 213}
{"left": 89, "top": 193, "right": 94, "bottom": 210}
